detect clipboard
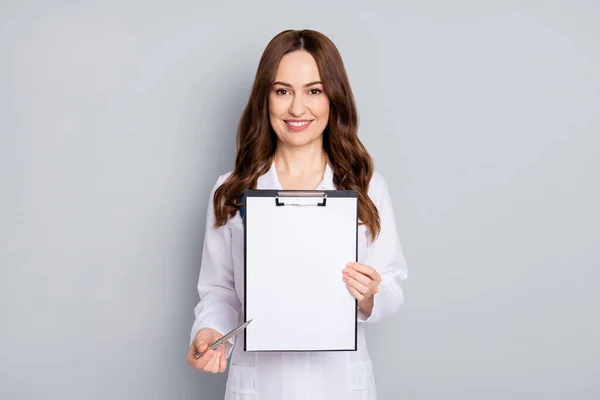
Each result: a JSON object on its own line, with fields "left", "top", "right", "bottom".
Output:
{"left": 243, "top": 189, "right": 358, "bottom": 352}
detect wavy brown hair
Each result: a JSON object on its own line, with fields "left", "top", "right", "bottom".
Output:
{"left": 213, "top": 29, "right": 381, "bottom": 239}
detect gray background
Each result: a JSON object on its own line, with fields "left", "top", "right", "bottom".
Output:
{"left": 1, "top": 1, "right": 598, "bottom": 399}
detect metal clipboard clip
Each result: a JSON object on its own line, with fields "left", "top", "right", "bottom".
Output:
{"left": 275, "top": 191, "right": 327, "bottom": 207}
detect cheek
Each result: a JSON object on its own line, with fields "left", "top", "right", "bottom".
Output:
{"left": 268, "top": 98, "right": 287, "bottom": 138}
{"left": 269, "top": 96, "right": 288, "bottom": 119}
{"left": 310, "top": 97, "right": 330, "bottom": 119}
{"left": 313, "top": 100, "right": 330, "bottom": 125}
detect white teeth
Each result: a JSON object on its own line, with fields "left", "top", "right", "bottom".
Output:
{"left": 287, "top": 121, "right": 309, "bottom": 127}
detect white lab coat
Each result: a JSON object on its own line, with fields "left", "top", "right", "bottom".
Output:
{"left": 190, "top": 161, "right": 408, "bottom": 400}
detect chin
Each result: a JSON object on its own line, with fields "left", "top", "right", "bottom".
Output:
{"left": 284, "top": 134, "right": 322, "bottom": 148}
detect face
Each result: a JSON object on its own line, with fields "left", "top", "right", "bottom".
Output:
{"left": 268, "top": 50, "right": 330, "bottom": 149}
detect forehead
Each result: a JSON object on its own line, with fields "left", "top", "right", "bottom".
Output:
{"left": 274, "top": 50, "right": 322, "bottom": 84}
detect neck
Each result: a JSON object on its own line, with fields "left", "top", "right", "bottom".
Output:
{"left": 274, "top": 141, "right": 327, "bottom": 176}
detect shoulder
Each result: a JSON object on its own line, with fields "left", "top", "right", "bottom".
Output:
{"left": 211, "top": 170, "right": 234, "bottom": 191}
{"left": 366, "top": 171, "right": 394, "bottom": 211}
{"left": 367, "top": 171, "right": 389, "bottom": 197}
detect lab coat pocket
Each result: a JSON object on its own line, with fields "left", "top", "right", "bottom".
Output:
{"left": 224, "top": 364, "right": 258, "bottom": 399}
{"left": 348, "top": 361, "right": 377, "bottom": 400}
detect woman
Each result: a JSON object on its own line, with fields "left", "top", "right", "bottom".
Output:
{"left": 187, "top": 29, "right": 408, "bottom": 400}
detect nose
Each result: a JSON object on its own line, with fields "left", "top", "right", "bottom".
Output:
{"left": 288, "top": 93, "right": 306, "bottom": 117}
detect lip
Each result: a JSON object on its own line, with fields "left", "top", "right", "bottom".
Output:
{"left": 284, "top": 119, "right": 313, "bottom": 131}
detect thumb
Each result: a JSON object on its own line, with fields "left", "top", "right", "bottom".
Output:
{"left": 195, "top": 328, "right": 216, "bottom": 353}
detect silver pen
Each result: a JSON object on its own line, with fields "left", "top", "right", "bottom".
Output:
{"left": 195, "top": 319, "right": 253, "bottom": 359}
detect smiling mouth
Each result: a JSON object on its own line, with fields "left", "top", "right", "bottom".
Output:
{"left": 285, "top": 120, "right": 313, "bottom": 130}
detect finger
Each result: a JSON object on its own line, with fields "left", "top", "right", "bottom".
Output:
{"left": 346, "top": 284, "right": 365, "bottom": 301}
{"left": 195, "top": 338, "right": 209, "bottom": 354}
{"left": 187, "top": 345, "right": 199, "bottom": 366}
{"left": 347, "top": 262, "right": 379, "bottom": 280}
{"left": 343, "top": 266, "right": 372, "bottom": 287}
{"left": 344, "top": 275, "right": 370, "bottom": 296}
{"left": 188, "top": 342, "right": 207, "bottom": 366}
{"left": 207, "top": 350, "right": 221, "bottom": 373}
{"left": 219, "top": 348, "right": 227, "bottom": 373}
{"left": 201, "top": 349, "right": 218, "bottom": 372}
{"left": 211, "top": 349, "right": 220, "bottom": 373}
{"left": 194, "top": 349, "right": 214, "bottom": 370}
{"left": 344, "top": 269, "right": 379, "bottom": 295}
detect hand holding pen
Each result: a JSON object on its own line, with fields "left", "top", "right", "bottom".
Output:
{"left": 187, "top": 320, "right": 252, "bottom": 374}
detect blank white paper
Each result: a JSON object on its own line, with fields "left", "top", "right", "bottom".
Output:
{"left": 244, "top": 194, "right": 357, "bottom": 351}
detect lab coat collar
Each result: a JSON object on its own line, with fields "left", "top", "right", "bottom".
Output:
{"left": 257, "top": 160, "right": 336, "bottom": 190}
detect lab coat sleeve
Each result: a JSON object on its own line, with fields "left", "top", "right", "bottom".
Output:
{"left": 358, "top": 175, "right": 408, "bottom": 323}
{"left": 189, "top": 174, "right": 241, "bottom": 356}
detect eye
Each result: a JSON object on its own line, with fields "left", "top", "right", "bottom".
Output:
{"left": 309, "top": 88, "right": 322, "bottom": 95}
{"left": 275, "top": 88, "right": 289, "bottom": 95}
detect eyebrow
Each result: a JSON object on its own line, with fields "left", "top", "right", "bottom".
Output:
{"left": 273, "top": 81, "right": 323, "bottom": 88}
